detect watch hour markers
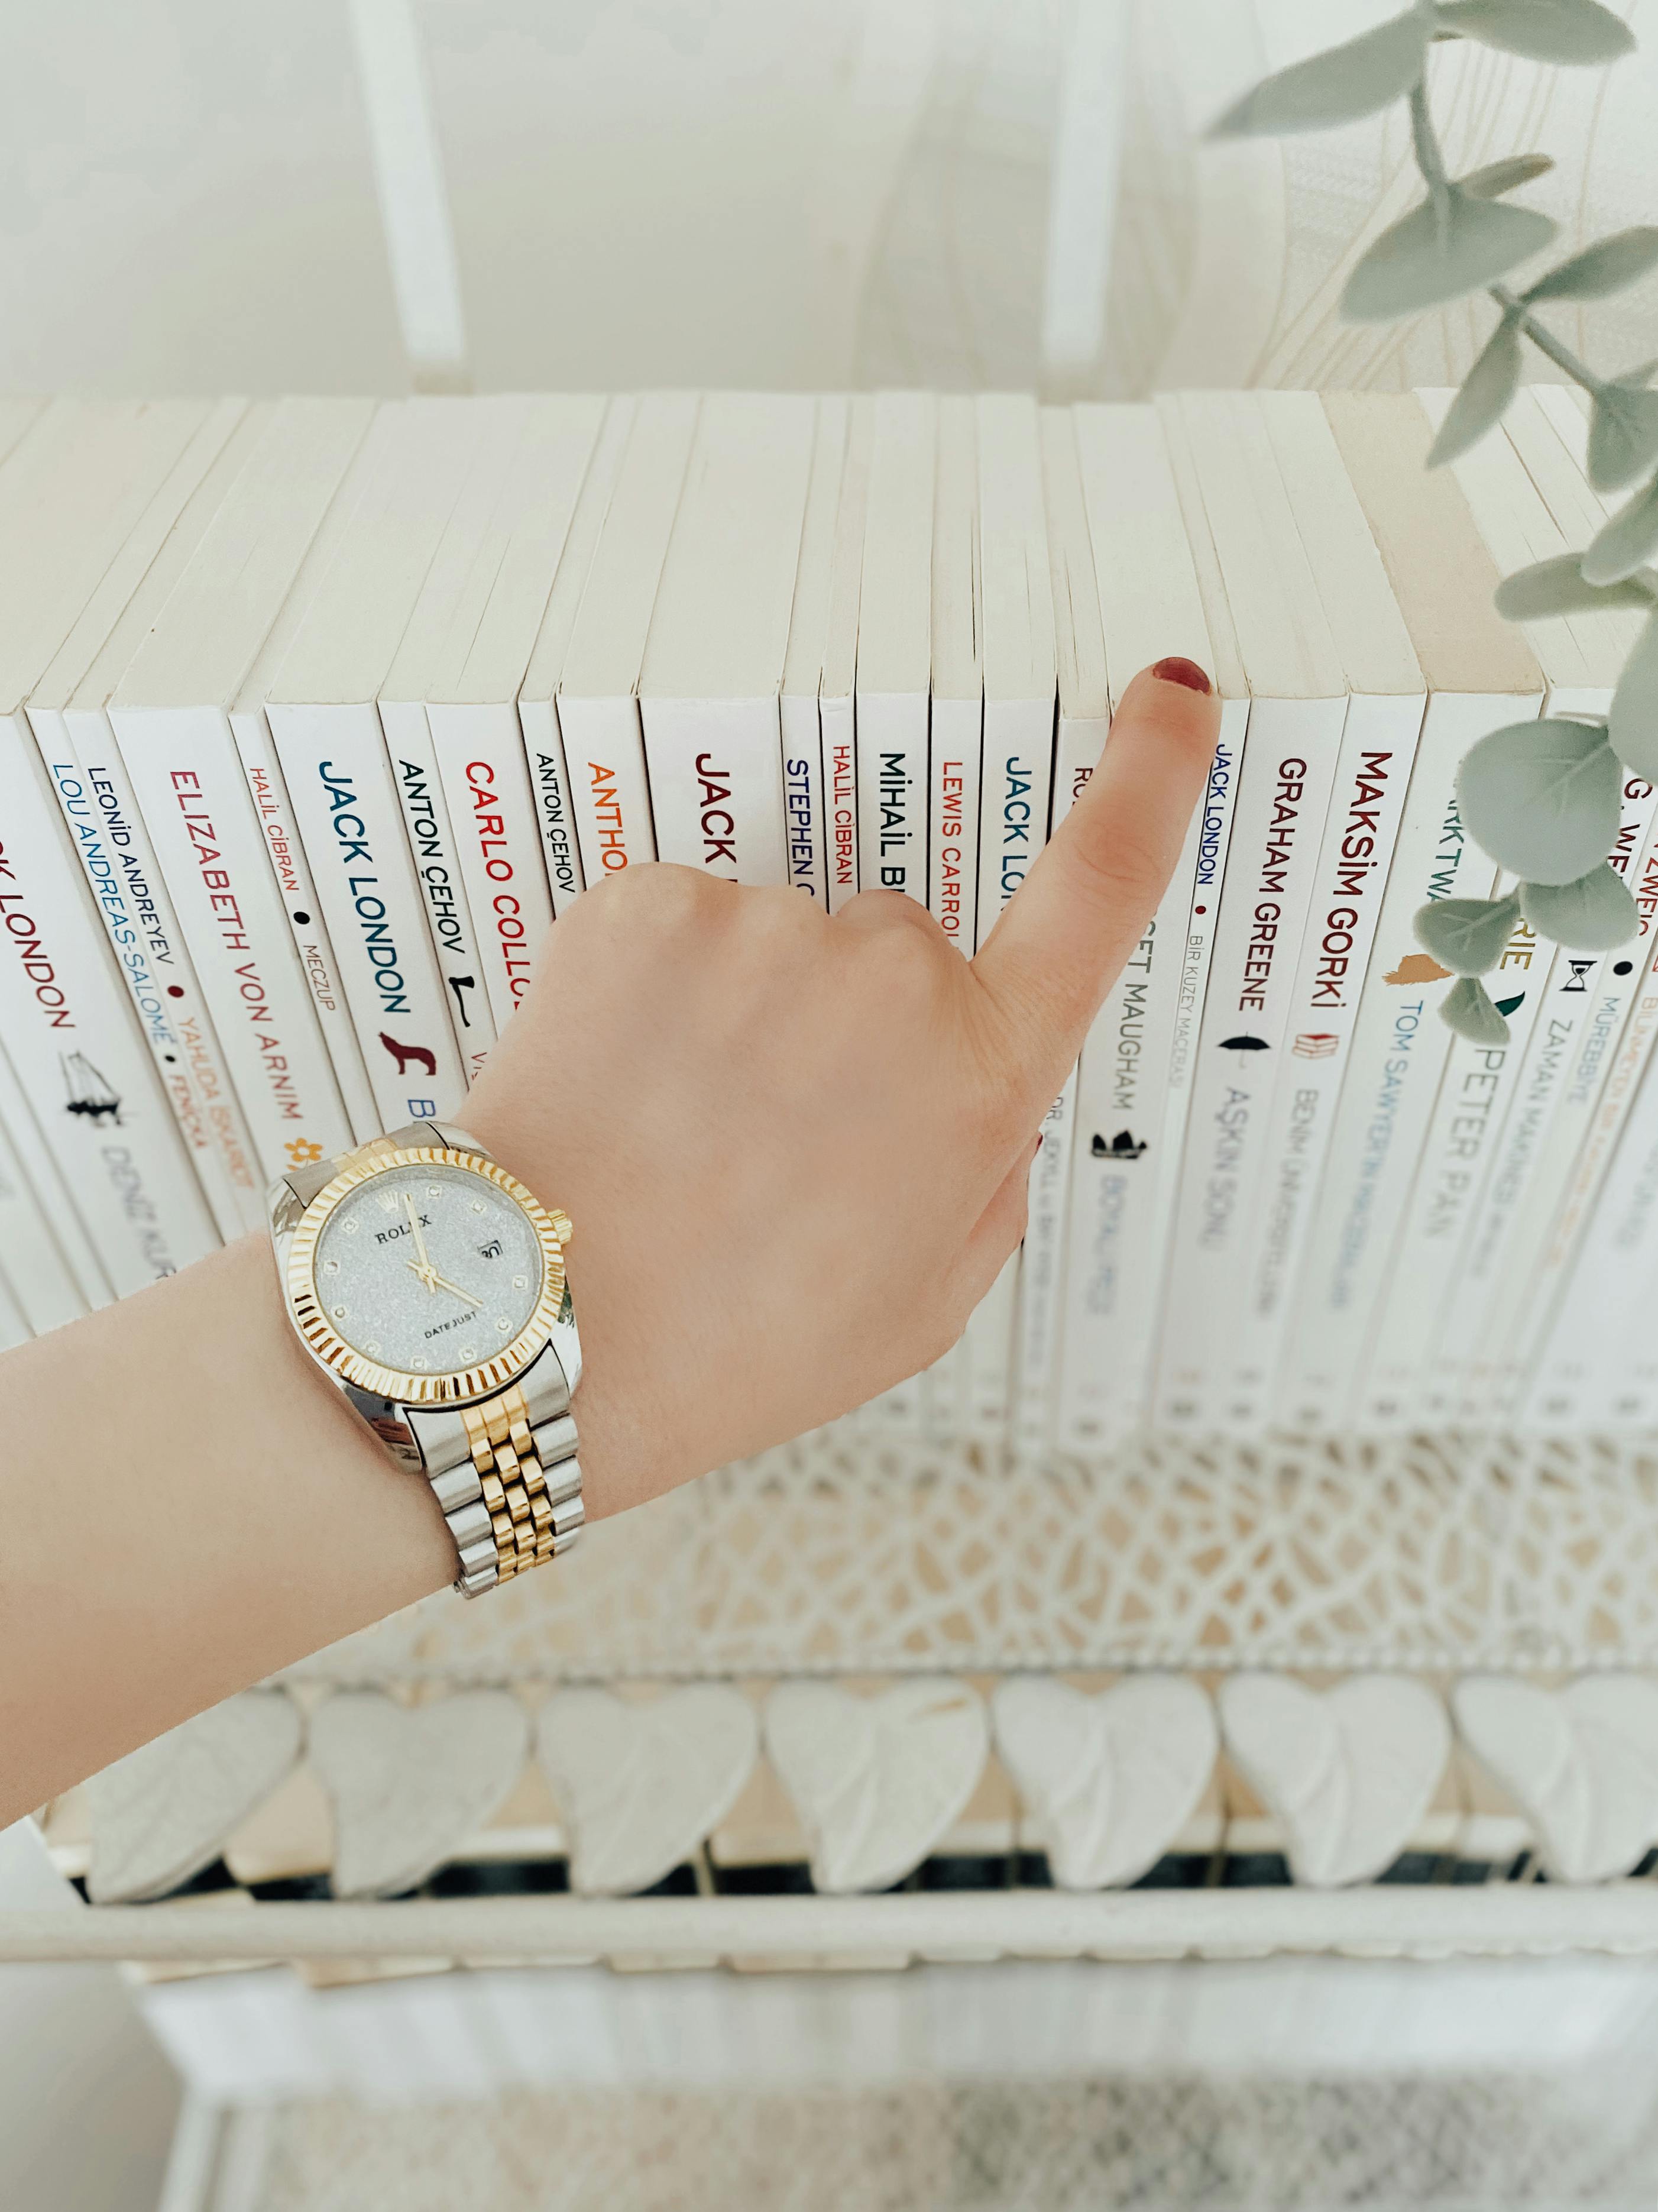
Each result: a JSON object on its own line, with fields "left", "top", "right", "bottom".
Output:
{"left": 378, "top": 1192, "right": 397, "bottom": 1211}
{"left": 496, "top": 1317, "right": 511, "bottom": 1332}
{"left": 511, "top": 1274, "right": 527, "bottom": 1290}
{"left": 323, "top": 1259, "right": 339, "bottom": 1275}
{"left": 342, "top": 1219, "right": 358, "bottom": 1236}
{"left": 365, "top": 1341, "right": 380, "bottom": 1356}
{"left": 331, "top": 1305, "right": 347, "bottom": 1320}
{"left": 427, "top": 1184, "right": 441, "bottom": 1198}
{"left": 413, "top": 1358, "right": 428, "bottom": 1370}
{"left": 472, "top": 1200, "right": 485, "bottom": 1214}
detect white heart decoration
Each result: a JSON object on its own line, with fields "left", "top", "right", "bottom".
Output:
{"left": 1454, "top": 1674, "right": 1658, "bottom": 1883}
{"left": 537, "top": 1686, "right": 757, "bottom": 1895}
{"left": 991, "top": 1676, "right": 1218, "bottom": 1890}
{"left": 764, "top": 1679, "right": 987, "bottom": 1894}
{"left": 88, "top": 1690, "right": 302, "bottom": 1903}
{"left": 309, "top": 1690, "right": 528, "bottom": 1898}
{"left": 1218, "top": 1674, "right": 1450, "bottom": 1888}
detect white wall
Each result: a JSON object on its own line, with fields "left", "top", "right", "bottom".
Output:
{"left": 4, "top": 0, "right": 1658, "bottom": 401}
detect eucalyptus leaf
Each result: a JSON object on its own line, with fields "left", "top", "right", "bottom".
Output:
{"left": 1414, "top": 892, "right": 1523, "bottom": 974}
{"left": 1582, "top": 478, "right": 1658, "bottom": 586}
{"left": 1342, "top": 190, "right": 1556, "bottom": 322}
{"left": 1494, "top": 553, "right": 1658, "bottom": 617}
{"left": 1209, "top": 12, "right": 1429, "bottom": 137}
{"left": 1433, "top": 0, "right": 1634, "bottom": 64}
{"left": 1525, "top": 227, "right": 1658, "bottom": 304}
{"left": 1519, "top": 864, "right": 1640, "bottom": 949}
{"left": 1427, "top": 315, "right": 1523, "bottom": 465}
{"left": 1608, "top": 612, "right": 1658, "bottom": 777}
{"left": 1587, "top": 383, "right": 1658, "bottom": 492}
{"left": 1440, "top": 976, "right": 1511, "bottom": 1046}
{"left": 1456, "top": 717, "right": 1621, "bottom": 884}
{"left": 1462, "top": 153, "right": 1555, "bottom": 199}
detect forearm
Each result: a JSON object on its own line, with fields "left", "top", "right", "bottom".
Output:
{"left": 0, "top": 1236, "right": 453, "bottom": 1819}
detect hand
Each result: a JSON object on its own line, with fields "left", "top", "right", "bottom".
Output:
{"left": 465, "top": 662, "right": 1219, "bottom": 1516}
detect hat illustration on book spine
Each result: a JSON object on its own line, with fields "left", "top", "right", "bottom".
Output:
{"left": 1092, "top": 1130, "right": 1147, "bottom": 1160}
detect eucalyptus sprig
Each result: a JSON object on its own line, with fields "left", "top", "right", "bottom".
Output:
{"left": 1212, "top": 0, "right": 1658, "bottom": 1043}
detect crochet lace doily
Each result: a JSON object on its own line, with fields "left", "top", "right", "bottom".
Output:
{"left": 281, "top": 1424, "right": 1658, "bottom": 1686}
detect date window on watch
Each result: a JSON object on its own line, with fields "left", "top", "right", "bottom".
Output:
{"left": 479, "top": 1238, "right": 504, "bottom": 1260}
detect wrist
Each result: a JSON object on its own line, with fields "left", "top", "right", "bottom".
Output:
{"left": 459, "top": 1088, "right": 659, "bottom": 1524}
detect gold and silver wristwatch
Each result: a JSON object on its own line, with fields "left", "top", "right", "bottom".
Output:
{"left": 269, "top": 1121, "right": 584, "bottom": 1597}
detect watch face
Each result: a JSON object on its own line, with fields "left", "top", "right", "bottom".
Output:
{"left": 287, "top": 1146, "right": 564, "bottom": 1404}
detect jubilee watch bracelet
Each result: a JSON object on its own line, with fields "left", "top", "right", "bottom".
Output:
{"left": 268, "top": 1120, "right": 584, "bottom": 1598}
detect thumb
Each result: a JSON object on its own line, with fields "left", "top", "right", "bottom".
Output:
{"left": 970, "top": 658, "right": 1219, "bottom": 1099}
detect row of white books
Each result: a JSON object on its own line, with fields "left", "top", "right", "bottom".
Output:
{"left": 0, "top": 384, "right": 1652, "bottom": 1443}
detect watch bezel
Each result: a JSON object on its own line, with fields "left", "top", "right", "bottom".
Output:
{"left": 286, "top": 1143, "right": 566, "bottom": 1407}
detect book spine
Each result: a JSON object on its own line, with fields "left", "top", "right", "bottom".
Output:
{"left": 822, "top": 696, "right": 859, "bottom": 913}
{"left": 0, "top": 715, "right": 221, "bottom": 1292}
{"left": 974, "top": 699, "right": 1055, "bottom": 949}
{"left": 928, "top": 697, "right": 983, "bottom": 953}
{"left": 0, "top": 1054, "right": 93, "bottom": 1329}
{"left": 1225, "top": 693, "right": 1424, "bottom": 1428}
{"left": 957, "top": 697, "right": 1059, "bottom": 1440}
{"left": 1009, "top": 1065, "right": 1078, "bottom": 1456}
{"left": 227, "top": 706, "right": 380, "bottom": 1144}
{"left": 1482, "top": 810, "right": 1658, "bottom": 1420}
{"left": 642, "top": 698, "right": 788, "bottom": 888}
{"left": 430, "top": 701, "right": 555, "bottom": 1034}
{"left": 42, "top": 710, "right": 263, "bottom": 1240}
{"left": 916, "top": 694, "right": 985, "bottom": 1434}
{"left": 1054, "top": 722, "right": 1218, "bottom": 1451}
{"left": 117, "top": 707, "right": 358, "bottom": 1180}
{"left": 857, "top": 694, "right": 928, "bottom": 905}
{"left": 1454, "top": 769, "right": 1658, "bottom": 1422}
{"left": 268, "top": 704, "right": 469, "bottom": 1130}
{"left": 963, "top": 1250, "right": 1022, "bottom": 1437}
{"left": 378, "top": 700, "right": 498, "bottom": 1084}
{"left": 517, "top": 698, "right": 587, "bottom": 918}
{"left": 1522, "top": 1032, "right": 1658, "bottom": 1432}
{"left": 1010, "top": 709, "right": 1107, "bottom": 1452}
{"left": 1353, "top": 897, "right": 1549, "bottom": 1431}
{"left": 1151, "top": 698, "right": 1346, "bottom": 1429}
{"left": 1272, "top": 693, "right": 1515, "bottom": 1432}
{"left": 781, "top": 693, "right": 828, "bottom": 904}
{"left": 415, "top": 707, "right": 546, "bottom": 1053}
{"left": 1516, "top": 926, "right": 1658, "bottom": 1426}
{"left": 562, "top": 698, "right": 658, "bottom": 887}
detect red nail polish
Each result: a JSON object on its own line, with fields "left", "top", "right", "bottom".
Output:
{"left": 1152, "top": 655, "right": 1212, "bottom": 696}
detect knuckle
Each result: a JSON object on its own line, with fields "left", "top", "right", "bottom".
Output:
{"left": 1067, "top": 826, "right": 1167, "bottom": 917}
{"left": 604, "top": 859, "right": 729, "bottom": 927}
{"left": 842, "top": 887, "right": 937, "bottom": 935}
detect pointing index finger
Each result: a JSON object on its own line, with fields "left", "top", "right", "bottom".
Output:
{"left": 970, "top": 659, "right": 1220, "bottom": 1096}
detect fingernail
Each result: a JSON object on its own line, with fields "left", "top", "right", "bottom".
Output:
{"left": 1151, "top": 655, "right": 1212, "bottom": 696}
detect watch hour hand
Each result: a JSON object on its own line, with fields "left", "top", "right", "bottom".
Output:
{"left": 428, "top": 1271, "right": 482, "bottom": 1310}
{"left": 404, "top": 1192, "right": 432, "bottom": 1272}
